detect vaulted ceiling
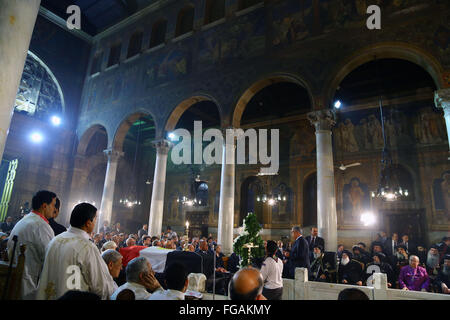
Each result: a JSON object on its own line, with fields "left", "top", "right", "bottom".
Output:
{"left": 41, "top": 0, "right": 160, "bottom": 36}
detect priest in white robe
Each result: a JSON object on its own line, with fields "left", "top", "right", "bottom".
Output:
{"left": 35, "top": 203, "right": 117, "bottom": 300}
{"left": 7, "top": 191, "right": 56, "bottom": 300}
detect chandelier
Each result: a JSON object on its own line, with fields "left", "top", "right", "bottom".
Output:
{"left": 176, "top": 170, "right": 205, "bottom": 207}
{"left": 370, "top": 59, "right": 408, "bottom": 202}
{"left": 119, "top": 118, "right": 143, "bottom": 208}
{"left": 255, "top": 176, "right": 287, "bottom": 206}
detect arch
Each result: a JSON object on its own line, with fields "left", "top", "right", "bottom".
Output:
{"left": 232, "top": 73, "right": 315, "bottom": 128}
{"left": 17, "top": 51, "right": 66, "bottom": 116}
{"left": 149, "top": 18, "right": 167, "bottom": 48}
{"left": 324, "top": 42, "right": 444, "bottom": 106}
{"left": 239, "top": 176, "right": 264, "bottom": 225}
{"left": 112, "top": 110, "right": 158, "bottom": 151}
{"left": 175, "top": 4, "right": 195, "bottom": 37}
{"left": 164, "top": 94, "right": 223, "bottom": 132}
{"left": 77, "top": 124, "right": 109, "bottom": 156}
{"left": 204, "top": 0, "right": 225, "bottom": 25}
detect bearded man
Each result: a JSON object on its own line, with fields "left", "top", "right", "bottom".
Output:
{"left": 436, "top": 254, "right": 450, "bottom": 294}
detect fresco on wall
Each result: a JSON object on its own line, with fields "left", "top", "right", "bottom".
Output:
{"left": 432, "top": 171, "right": 450, "bottom": 224}
{"left": 271, "top": 183, "right": 293, "bottom": 224}
{"left": 143, "top": 47, "right": 191, "bottom": 88}
{"left": 289, "top": 122, "right": 316, "bottom": 159}
{"left": 333, "top": 105, "right": 447, "bottom": 153}
{"left": 343, "top": 177, "right": 371, "bottom": 224}
{"left": 198, "top": 8, "right": 265, "bottom": 69}
{"left": 167, "top": 191, "right": 183, "bottom": 223}
{"left": 269, "top": 0, "right": 313, "bottom": 48}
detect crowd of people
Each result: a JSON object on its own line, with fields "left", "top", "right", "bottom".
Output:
{"left": 1, "top": 190, "right": 449, "bottom": 300}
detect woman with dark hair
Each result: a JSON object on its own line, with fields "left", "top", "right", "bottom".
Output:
{"left": 260, "top": 240, "right": 284, "bottom": 300}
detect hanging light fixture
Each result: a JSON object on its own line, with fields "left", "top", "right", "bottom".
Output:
{"left": 119, "top": 118, "right": 143, "bottom": 208}
{"left": 254, "top": 177, "right": 287, "bottom": 206}
{"left": 371, "top": 58, "right": 408, "bottom": 202}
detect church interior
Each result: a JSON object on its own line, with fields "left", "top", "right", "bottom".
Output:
{"left": 0, "top": 0, "right": 449, "bottom": 264}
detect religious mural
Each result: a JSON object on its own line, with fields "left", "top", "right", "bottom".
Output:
{"left": 143, "top": 45, "right": 191, "bottom": 89}
{"left": 289, "top": 122, "right": 316, "bottom": 159}
{"left": 432, "top": 171, "right": 450, "bottom": 224}
{"left": 333, "top": 105, "right": 447, "bottom": 153}
{"left": 269, "top": 0, "right": 313, "bottom": 48}
{"left": 198, "top": 8, "right": 265, "bottom": 69}
{"left": 342, "top": 177, "right": 371, "bottom": 224}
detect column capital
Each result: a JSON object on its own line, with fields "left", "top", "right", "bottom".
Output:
{"left": 435, "top": 88, "right": 450, "bottom": 113}
{"left": 103, "top": 148, "right": 123, "bottom": 162}
{"left": 152, "top": 139, "right": 172, "bottom": 155}
{"left": 307, "top": 109, "right": 336, "bottom": 131}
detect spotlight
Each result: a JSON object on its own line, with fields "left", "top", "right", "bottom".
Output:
{"left": 51, "top": 115, "right": 62, "bottom": 126}
{"left": 334, "top": 100, "right": 342, "bottom": 109}
{"left": 168, "top": 132, "right": 177, "bottom": 141}
{"left": 268, "top": 198, "right": 276, "bottom": 206}
{"left": 360, "top": 211, "right": 376, "bottom": 227}
{"left": 30, "top": 132, "right": 44, "bottom": 143}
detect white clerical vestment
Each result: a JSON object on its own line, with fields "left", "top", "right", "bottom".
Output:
{"left": 35, "top": 226, "right": 117, "bottom": 300}
{"left": 7, "top": 212, "right": 54, "bottom": 300}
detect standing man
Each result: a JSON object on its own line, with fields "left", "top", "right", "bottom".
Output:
{"left": 138, "top": 224, "right": 148, "bottom": 239}
{"left": 305, "top": 227, "right": 325, "bottom": 253}
{"left": 48, "top": 198, "right": 67, "bottom": 236}
{"left": 7, "top": 190, "right": 56, "bottom": 299}
{"left": 385, "top": 232, "right": 399, "bottom": 257}
{"left": 286, "top": 226, "right": 310, "bottom": 279}
{"left": 36, "top": 203, "right": 117, "bottom": 300}
{"left": 1, "top": 216, "right": 15, "bottom": 234}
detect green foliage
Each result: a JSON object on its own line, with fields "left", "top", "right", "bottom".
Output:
{"left": 233, "top": 212, "right": 265, "bottom": 268}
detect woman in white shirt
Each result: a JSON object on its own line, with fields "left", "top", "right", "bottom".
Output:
{"left": 260, "top": 240, "right": 284, "bottom": 300}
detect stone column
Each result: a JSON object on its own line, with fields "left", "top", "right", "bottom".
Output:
{"left": 307, "top": 110, "right": 338, "bottom": 252}
{"left": 98, "top": 149, "right": 123, "bottom": 232}
{"left": 148, "top": 139, "right": 171, "bottom": 237}
{"left": 435, "top": 88, "right": 450, "bottom": 152}
{"left": 218, "top": 133, "right": 236, "bottom": 255}
{"left": 0, "top": 0, "right": 41, "bottom": 161}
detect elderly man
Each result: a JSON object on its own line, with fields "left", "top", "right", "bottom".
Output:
{"left": 286, "top": 226, "right": 310, "bottom": 279}
{"left": 309, "top": 245, "right": 333, "bottom": 283}
{"left": 119, "top": 237, "right": 148, "bottom": 268}
{"left": 36, "top": 203, "right": 117, "bottom": 300}
{"left": 436, "top": 254, "right": 450, "bottom": 294}
{"left": 426, "top": 245, "right": 441, "bottom": 284}
{"left": 229, "top": 267, "right": 266, "bottom": 300}
{"left": 102, "top": 240, "right": 118, "bottom": 252}
{"left": 102, "top": 249, "right": 123, "bottom": 279}
{"left": 338, "top": 250, "right": 363, "bottom": 286}
{"left": 148, "top": 262, "right": 188, "bottom": 300}
{"left": 111, "top": 257, "right": 162, "bottom": 300}
{"left": 8, "top": 190, "right": 56, "bottom": 299}
{"left": 399, "top": 255, "right": 429, "bottom": 292}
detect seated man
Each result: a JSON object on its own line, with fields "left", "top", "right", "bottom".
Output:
{"left": 399, "top": 255, "right": 429, "bottom": 292}
{"left": 148, "top": 262, "right": 188, "bottom": 300}
{"left": 102, "top": 249, "right": 123, "bottom": 280}
{"left": 426, "top": 245, "right": 442, "bottom": 291}
{"left": 435, "top": 254, "right": 450, "bottom": 294}
{"left": 391, "top": 244, "right": 409, "bottom": 272}
{"left": 111, "top": 257, "right": 162, "bottom": 300}
{"left": 338, "top": 250, "right": 363, "bottom": 286}
{"left": 229, "top": 267, "right": 266, "bottom": 300}
{"left": 364, "top": 252, "right": 395, "bottom": 287}
{"left": 309, "top": 245, "right": 332, "bottom": 283}
{"left": 352, "top": 245, "right": 370, "bottom": 270}
{"left": 119, "top": 237, "right": 148, "bottom": 268}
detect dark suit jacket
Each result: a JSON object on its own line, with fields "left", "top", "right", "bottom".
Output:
{"left": 400, "top": 241, "right": 416, "bottom": 254}
{"left": 287, "top": 236, "right": 310, "bottom": 279}
{"left": 0, "top": 222, "right": 14, "bottom": 233}
{"left": 384, "top": 238, "right": 399, "bottom": 257}
{"left": 305, "top": 235, "right": 325, "bottom": 251}
{"left": 48, "top": 218, "right": 67, "bottom": 236}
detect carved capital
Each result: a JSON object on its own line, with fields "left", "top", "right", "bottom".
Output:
{"left": 152, "top": 139, "right": 172, "bottom": 155}
{"left": 435, "top": 89, "right": 450, "bottom": 114}
{"left": 307, "top": 109, "right": 336, "bottom": 131}
{"left": 103, "top": 149, "right": 123, "bottom": 162}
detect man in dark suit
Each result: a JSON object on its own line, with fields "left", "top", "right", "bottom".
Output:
{"left": 286, "top": 226, "right": 310, "bottom": 279}
{"left": 48, "top": 198, "right": 67, "bottom": 236}
{"left": 0, "top": 216, "right": 15, "bottom": 234}
{"left": 384, "top": 233, "right": 399, "bottom": 257}
{"left": 305, "top": 227, "right": 325, "bottom": 253}
{"left": 400, "top": 234, "right": 416, "bottom": 255}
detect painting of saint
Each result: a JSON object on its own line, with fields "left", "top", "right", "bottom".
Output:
{"left": 343, "top": 178, "right": 370, "bottom": 223}
{"left": 432, "top": 171, "right": 450, "bottom": 222}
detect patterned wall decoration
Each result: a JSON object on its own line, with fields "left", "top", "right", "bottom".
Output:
{"left": 15, "top": 53, "right": 64, "bottom": 118}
